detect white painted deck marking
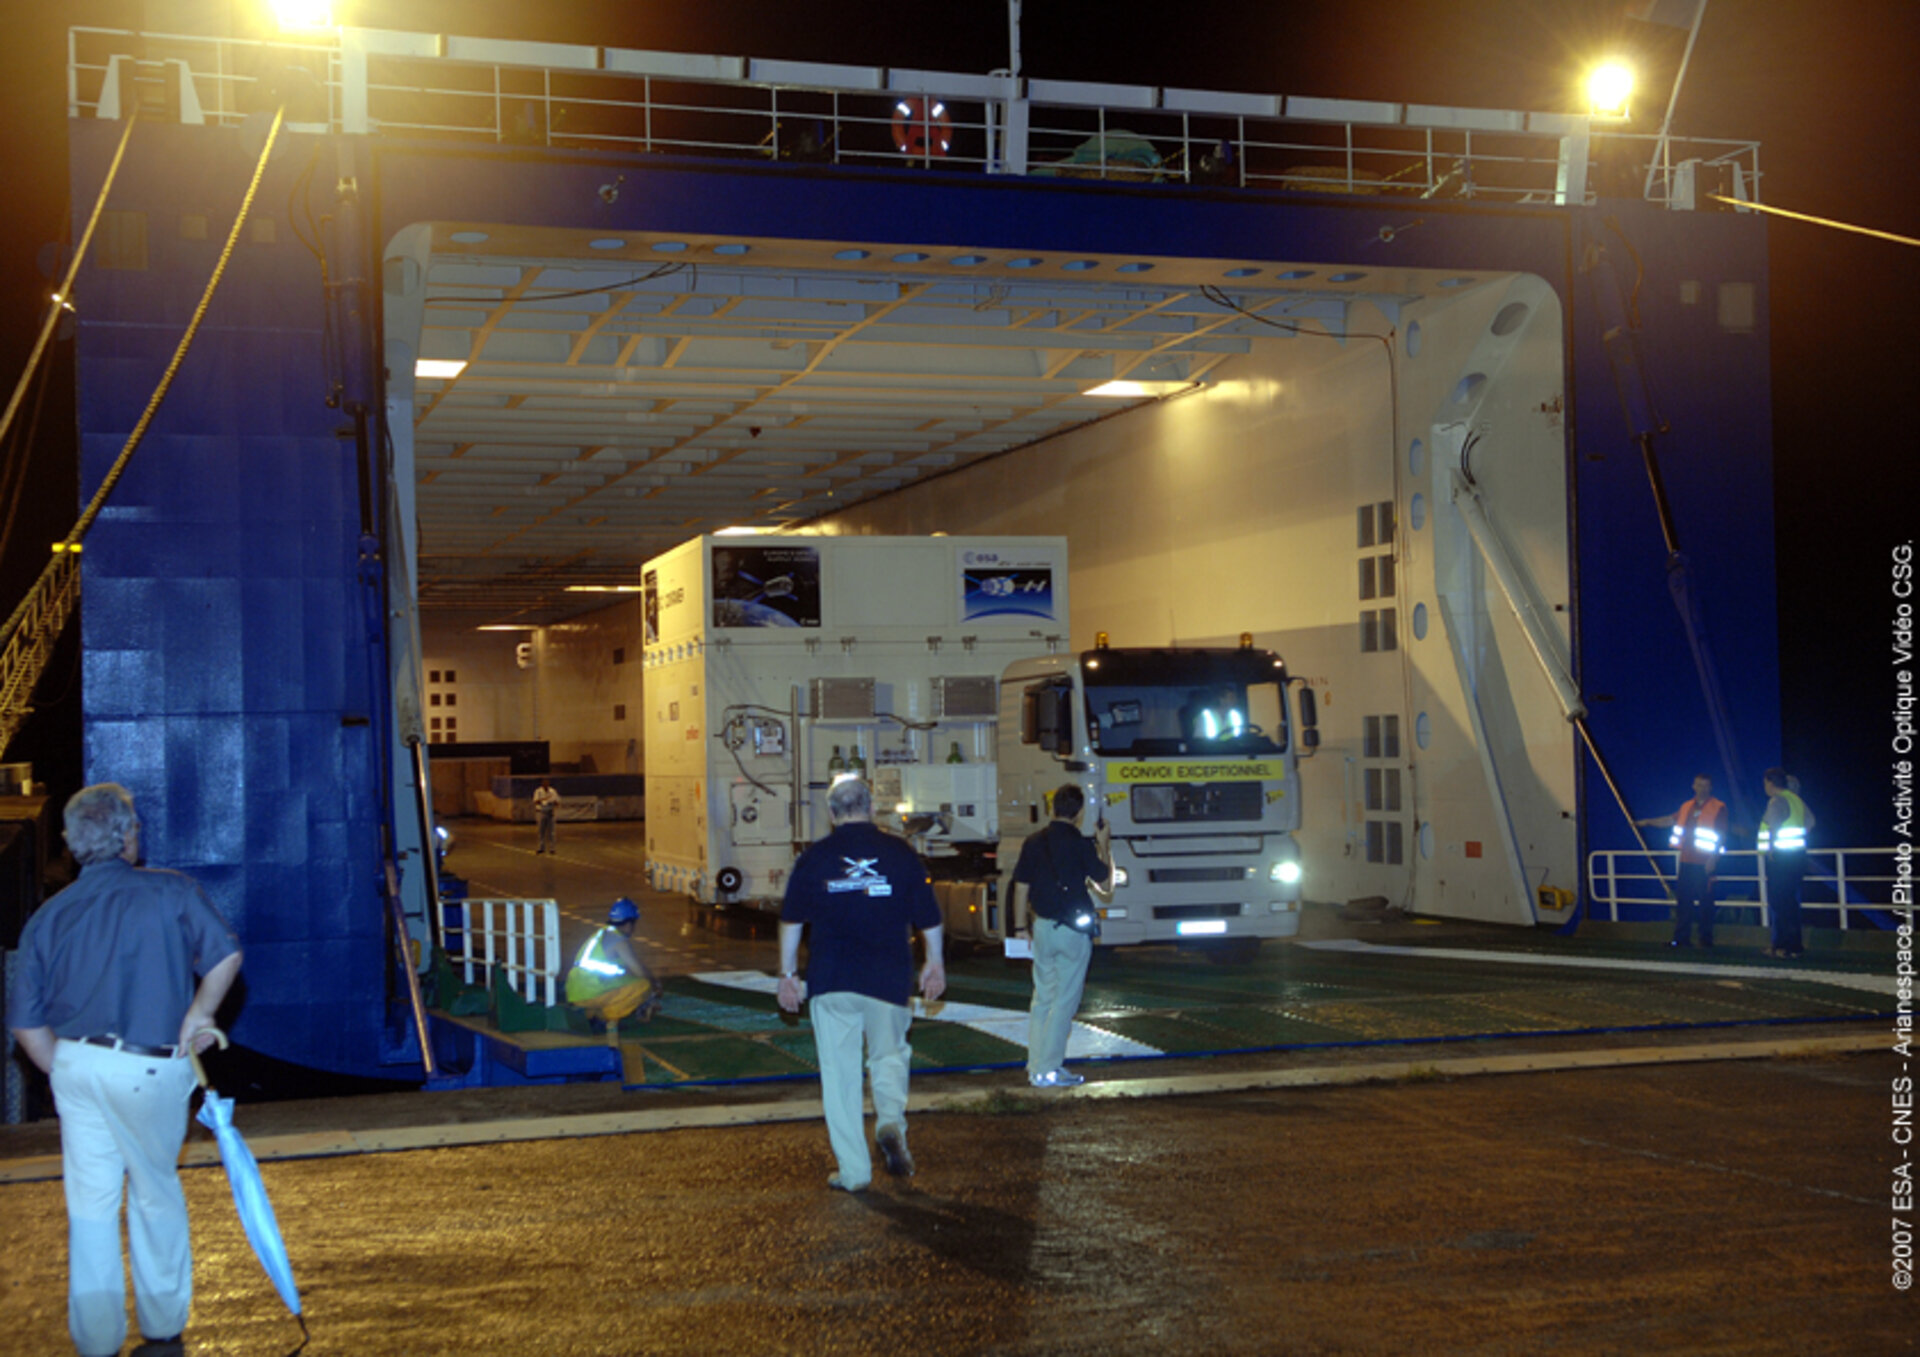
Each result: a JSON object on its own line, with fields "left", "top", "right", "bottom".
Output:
{"left": 692, "top": 970, "right": 1161, "bottom": 1058}
{"left": 1301, "top": 939, "right": 1896, "bottom": 996}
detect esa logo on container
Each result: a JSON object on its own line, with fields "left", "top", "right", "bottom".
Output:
{"left": 963, "top": 568, "right": 1054, "bottom": 620}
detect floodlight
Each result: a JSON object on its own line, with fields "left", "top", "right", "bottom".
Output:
{"left": 1083, "top": 380, "right": 1196, "bottom": 398}
{"left": 271, "top": 1, "right": 334, "bottom": 29}
{"left": 1586, "top": 61, "right": 1635, "bottom": 119}
{"left": 414, "top": 359, "right": 467, "bottom": 379}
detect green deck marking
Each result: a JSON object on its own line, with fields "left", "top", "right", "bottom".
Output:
{"left": 446, "top": 920, "right": 1895, "bottom": 1087}
{"left": 655, "top": 990, "right": 795, "bottom": 1035}
{"left": 640, "top": 1032, "right": 820, "bottom": 1081}
{"left": 611, "top": 1013, "right": 721, "bottom": 1040}
{"left": 907, "top": 1023, "right": 1027, "bottom": 1068}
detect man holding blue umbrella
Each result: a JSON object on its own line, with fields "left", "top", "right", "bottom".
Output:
{"left": 7, "top": 783, "right": 242, "bottom": 1357}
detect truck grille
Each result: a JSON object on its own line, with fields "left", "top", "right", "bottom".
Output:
{"left": 1148, "top": 867, "right": 1251, "bottom": 884}
{"left": 1130, "top": 781, "right": 1264, "bottom": 823}
{"left": 1151, "top": 903, "right": 1244, "bottom": 920}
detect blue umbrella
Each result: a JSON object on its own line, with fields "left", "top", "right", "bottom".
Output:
{"left": 190, "top": 1031, "right": 309, "bottom": 1351}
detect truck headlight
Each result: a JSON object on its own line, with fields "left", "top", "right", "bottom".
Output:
{"left": 1111, "top": 866, "right": 1129, "bottom": 887}
{"left": 1270, "top": 860, "right": 1302, "bottom": 884}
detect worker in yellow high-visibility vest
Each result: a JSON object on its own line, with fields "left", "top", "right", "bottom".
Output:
{"left": 565, "top": 898, "right": 658, "bottom": 1031}
{"left": 1757, "top": 768, "right": 1815, "bottom": 958}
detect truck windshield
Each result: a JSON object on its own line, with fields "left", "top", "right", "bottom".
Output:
{"left": 1081, "top": 650, "right": 1288, "bottom": 757}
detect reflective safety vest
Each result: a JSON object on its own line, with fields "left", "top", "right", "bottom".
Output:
{"left": 565, "top": 926, "right": 640, "bottom": 1006}
{"left": 1668, "top": 797, "right": 1727, "bottom": 865}
{"left": 1758, "top": 789, "right": 1810, "bottom": 853}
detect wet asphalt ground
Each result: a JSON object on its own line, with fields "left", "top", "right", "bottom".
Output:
{"left": 2, "top": 821, "right": 1912, "bottom": 1353}
{"left": 0, "top": 1041, "right": 1910, "bottom": 1355}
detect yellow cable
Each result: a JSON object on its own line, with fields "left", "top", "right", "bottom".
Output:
{"left": 70, "top": 106, "right": 289, "bottom": 544}
{"left": 1, "top": 108, "right": 288, "bottom": 705}
{"left": 0, "top": 110, "right": 142, "bottom": 650}
{"left": 0, "top": 109, "right": 141, "bottom": 453}
{"left": 1708, "top": 195, "right": 1920, "bottom": 248}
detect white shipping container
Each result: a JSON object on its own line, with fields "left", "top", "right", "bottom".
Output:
{"left": 641, "top": 534, "right": 1069, "bottom": 910}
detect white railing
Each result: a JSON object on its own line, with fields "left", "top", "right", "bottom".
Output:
{"left": 435, "top": 895, "right": 563, "bottom": 1007}
{"left": 1586, "top": 846, "right": 1903, "bottom": 932}
{"left": 66, "top": 26, "right": 1761, "bottom": 209}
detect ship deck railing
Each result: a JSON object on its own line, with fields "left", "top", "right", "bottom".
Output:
{"left": 1587, "top": 846, "right": 1904, "bottom": 931}
{"left": 436, "top": 895, "right": 563, "bottom": 1008}
{"left": 66, "top": 25, "right": 1761, "bottom": 210}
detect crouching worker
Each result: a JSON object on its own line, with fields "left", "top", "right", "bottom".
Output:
{"left": 565, "top": 898, "right": 660, "bottom": 1039}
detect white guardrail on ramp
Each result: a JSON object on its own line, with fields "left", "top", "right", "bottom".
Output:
{"left": 1587, "top": 846, "right": 1903, "bottom": 933}
{"left": 435, "top": 896, "right": 563, "bottom": 1007}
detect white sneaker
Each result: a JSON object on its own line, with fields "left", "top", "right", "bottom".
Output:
{"left": 1028, "top": 1068, "right": 1086, "bottom": 1088}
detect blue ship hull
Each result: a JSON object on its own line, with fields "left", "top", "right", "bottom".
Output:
{"left": 67, "top": 120, "right": 1774, "bottom": 1077}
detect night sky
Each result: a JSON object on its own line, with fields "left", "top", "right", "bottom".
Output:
{"left": 1, "top": 0, "right": 1913, "bottom": 848}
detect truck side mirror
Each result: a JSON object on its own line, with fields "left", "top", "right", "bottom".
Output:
{"left": 1297, "top": 684, "right": 1320, "bottom": 751}
{"left": 1023, "top": 680, "right": 1074, "bottom": 756}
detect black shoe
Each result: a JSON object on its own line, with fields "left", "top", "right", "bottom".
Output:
{"left": 876, "top": 1123, "right": 915, "bottom": 1178}
{"left": 133, "top": 1337, "right": 184, "bottom": 1357}
{"left": 1667, "top": 939, "right": 1691, "bottom": 949}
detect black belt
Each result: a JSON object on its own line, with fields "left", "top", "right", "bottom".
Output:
{"left": 76, "top": 1034, "right": 178, "bottom": 1058}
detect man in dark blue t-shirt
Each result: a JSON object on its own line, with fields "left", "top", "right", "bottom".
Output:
{"left": 777, "top": 778, "right": 945, "bottom": 1191}
{"left": 1011, "top": 783, "right": 1113, "bottom": 1088}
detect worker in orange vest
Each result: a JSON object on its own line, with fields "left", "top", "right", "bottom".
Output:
{"left": 1635, "top": 774, "right": 1728, "bottom": 948}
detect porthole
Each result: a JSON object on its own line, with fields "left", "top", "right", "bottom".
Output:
{"left": 1491, "top": 301, "right": 1530, "bottom": 336}
{"left": 1449, "top": 373, "right": 1488, "bottom": 406}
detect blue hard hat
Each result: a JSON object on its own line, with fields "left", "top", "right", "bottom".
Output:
{"left": 608, "top": 897, "right": 639, "bottom": 924}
